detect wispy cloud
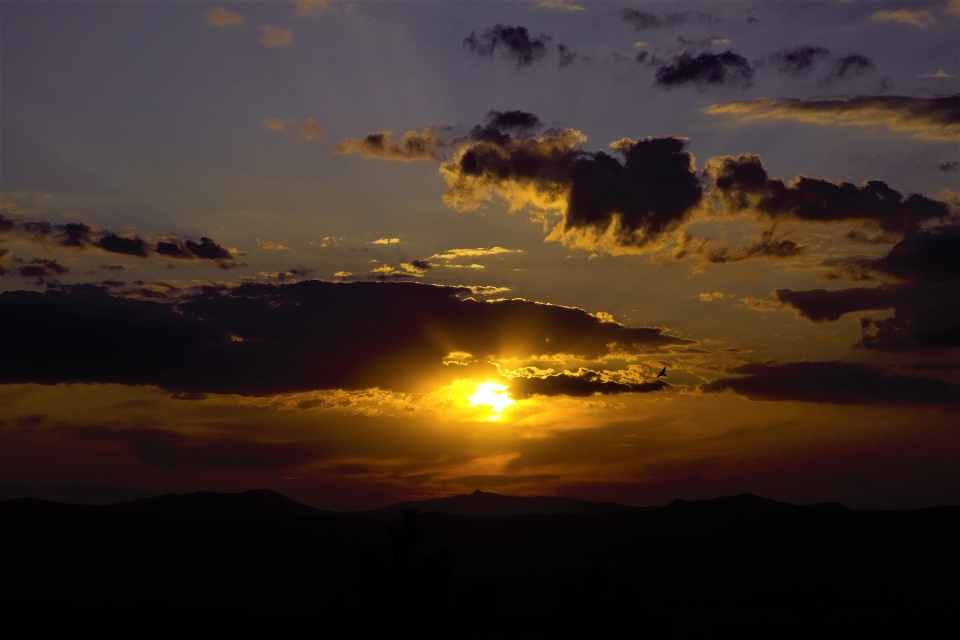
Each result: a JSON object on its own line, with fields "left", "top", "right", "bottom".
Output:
{"left": 536, "top": 0, "right": 584, "bottom": 12}
{"left": 871, "top": 9, "right": 936, "bottom": 28}
{"left": 204, "top": 7, "right": 245, "bottom": 27}
{"left": 260, "top": 25, "right": 293, "bottom": 48}
{"left": 706, "top": 95, "right": 960, "bottom": 141}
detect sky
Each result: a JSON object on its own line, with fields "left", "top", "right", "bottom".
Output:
{"left": 1, "top": 0, "right": 958, "bottom": 510}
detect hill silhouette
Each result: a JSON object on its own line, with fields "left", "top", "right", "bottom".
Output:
{"left": 104, "top": 488, "right": 330, "bottom": 519}
{"left": 344, "top": 488, "right": 637, "bottom": 519}
{"left": 1, "top": 489, "right": 957, "bottom": 638}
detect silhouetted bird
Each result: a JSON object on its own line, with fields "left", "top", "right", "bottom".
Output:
{"left": 657, "top": 366, "right": 666, "bottom": 377}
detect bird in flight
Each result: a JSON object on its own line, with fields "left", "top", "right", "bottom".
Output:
{"left": 657, "top": 366, "right": 667, "bottom": 378}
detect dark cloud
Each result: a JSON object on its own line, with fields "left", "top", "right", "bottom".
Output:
{"left": 467, "top": 110, "right": 543, "bottom": 144}
{"left": 443, "top": 114, "right": 704, "bottom": 251}
{"left": 510, "top": 370, "right": 668, "bottom": 398}
{"left": 15, "top": 258, "right": 70, "bottom": 278}
{"left": 940, "top": 161, "right": 958, "bottom": 172}
{"left": 707, "top": 154, "right": 951, "bottom": 235}
{"left": 702, "top": 361, "right": 960, "bottom": 405}
{"left": 58, "top": 223, "right": 95, "bottom": 247}
{"left": 777, "top": 285, "right": 959, "bottom": 350}
{"left": 0, "top": 213, "right": 236, "bottom": 265}
{"left": 872, "top": 224, "right": 960, "bottom": 282}
{"left": 464, "top": 24, "right": 552, "bottom": 68}
{"left": 85, "top": 428, "right": 320, "bottom": 470}
{"left": 769, "top": 46, "right": 831, "bottom": 77}
{"left": 98, "top": 234, "right": 150, "bottom": 257}
{"left": 332, "top": 127, "right": 444, "bottom": 161}
{"left": 654, "top": 51, "right": 754, "bottom": 88}
{"left": 830, "top": 54, "right": 874, "bottom": 80}
{"left": 0, "top": 281, "right": 693, "bottom": 395}
{"left": 557, "top": 44, "right": 577, "bottom": 68}
{"left": 785, "top": 225, "right": 960, "bottom": 350}
{"left": 706, "top": 229, "right": 803, "bottom": 263}
{"left": 618, "top": 9, "right": 716, "bottom": 30}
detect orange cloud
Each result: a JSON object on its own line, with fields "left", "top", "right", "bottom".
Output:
{"left": 260, "top": 25, "right": 293, "bottom": 48}
{"left": 204, "top": 7, "right": 245, "bottom": 27}
{"left": 333, "top": 127, "right": 444, "bottom": 161}
{"left": 706, "top": 96, "right": 960, "bottom": 141}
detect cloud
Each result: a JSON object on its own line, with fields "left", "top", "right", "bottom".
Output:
{"left": 464, "top": 24, "right": 552, "bottom": 68}
{"left": 86, "top": 428, "right": 320, "bottom": 470}
{"left": 536, "top": 0, "right": 583, "bottom": 12}
{"left": 0, "top": 281, "right": 694, "bottom": 394}
{"left": 0, "top": 214, "right": 238, "bottom": 266}
{"left": 919, "top": 70, "right": 956, "bottom": 78}
{"left": 441, "top": 112, "right": 704, "bottom": 253}
{"left": 654, "top": 51, "right": 754, "bottom": 88}
{"left": 98, "top": 234, "right": 150, "bottom": 257}
{"left": 3, "top": 258, "right": 70, "bottom": 279}
{"left": 940, "top": 161, "right": 959, "bottom": 171}
{"left": 777, "top": 227, "right": 960, "bottom": 350}
{"left": 510, "top": 369, "right": 669, "bottom": 398}
{"left": 430, "top": 247, "right": 521, "bottom": 260}
{"left": 702, "top": 361, "right": 960, "bottom": 405}
{"left": 557, "top": 44, "right": 580, "bottom": 68}
{"left": 371, "top": 238, "right": 400, "bottom": 245}
{"left": 296, "top": 0, "right": 329, "bottom": 16}
{"left": 706, "top": 95, "right": 960, "bottom": 141}
{"left": 949, "top": 0, "right": 960, "bottom": 17}
{"left": 260, "top": 25, "right": 293, "bottom": 48}
{"left": 705, "top": 229, "right": 803, "bottom": 263}
{"left": 618, "top": 9, "right": 716, "bottom": 30}
{"left": 741, "top": 297, "right": 782, "bottom": 312}
{"left": 262, "top": 118, "right": 287, "bottom": 131}
{"left": 705, "top": 154, "right": 951, "bottom": 235}
{"left": 871, "top": 9, "right": 937, "bottom": 28}
{"left": 257, "top": 239, "right": 289, "bottom": 250}
{"left": 299, "top": 118, "right": 325, "bottom": 141}
{"left": 333, "top": 127, "right": 444, "bottom": 161}
{"left": 828, "top": 54, "right": 875, "bottom": 81}
{"left": 368, "top": 263, "right": 428, "bottom": 279}
{"left": 203, "top": 8, "right": 245, "bottom": 27}
{"left": 699, "top": 292, "right": 724, "bottom": 302}
{"left": 769, "top": 46, "right": 831, "bottom": 77}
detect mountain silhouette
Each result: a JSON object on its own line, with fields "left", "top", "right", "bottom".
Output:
{"left": 658, "top": 492, "right": 850, "bottom": 514}
{"left": 2, "top": 489, "right": 956, "bottom": 638}
{"left": 105, "top": 488, "right": 330, "bottom": 519}
{"left": 343, "top": 488, "right": 637, "bottom": 519}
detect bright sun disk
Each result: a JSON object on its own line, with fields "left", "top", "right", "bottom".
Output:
{"left": 468, "top": 381, "right": 515, "bottom": 419}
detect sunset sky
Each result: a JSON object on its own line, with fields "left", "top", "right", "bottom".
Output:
{"left": 1, "top": 0, "right": 958, "bottom": 510}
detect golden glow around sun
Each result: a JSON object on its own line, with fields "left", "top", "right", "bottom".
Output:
{"left": 468, "top": 381, "right": 516, "bottom": 420}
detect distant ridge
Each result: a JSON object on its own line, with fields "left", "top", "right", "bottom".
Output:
{"left": 660, "top": 493, "right": 850, "bottom": 514}
{"left": 106, "top": 489, "right": 330, "bottom": 519}
{"left": 342, "top": 489, "right": 638, "bottom": 519}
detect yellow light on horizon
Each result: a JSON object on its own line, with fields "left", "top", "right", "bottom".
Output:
{"left": 468, "top": 381, "right": 515, "bottom": 420}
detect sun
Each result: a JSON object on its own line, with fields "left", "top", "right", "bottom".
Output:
{"left": 468, "top": 381, "right": 516, "bottom": 420}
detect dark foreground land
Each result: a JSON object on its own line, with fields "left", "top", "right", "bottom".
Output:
{"left": 1, "top": 490, "right": 957, "bottom": 638}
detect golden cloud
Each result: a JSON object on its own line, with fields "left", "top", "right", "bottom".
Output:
{"left": 536, "top": 0, "right": 584, "bottom": 12}
{"left": 706, "top": 96, "right": 960, "bottom": 141}
{"left": 333, "top": 127, "right": 444, "bottom": 161}
{"left": 430, "top": 247, "right": 521, "bottom": 260}
{"left": 204, "top": 7, "right": 245, "bottom": 27}
{"left": 870, "top": 9, "right": 936, "bottom": 27}
{"left": 256, "top": 238, "right": 289, "bottom": 250}
{"left": 260, "top": 25, "right": 293, "bottom": 47}
{"left": 296, "top": 0, "right": 330, "bottom": 16}
{"left": 370, "top": 237, "right": 399, "bottom": 245}
{"left": 261, "top": 118, "right": 287, "bottom": 131}
{"left": 300, "top": 118, "right": 325, "bottom": 141}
